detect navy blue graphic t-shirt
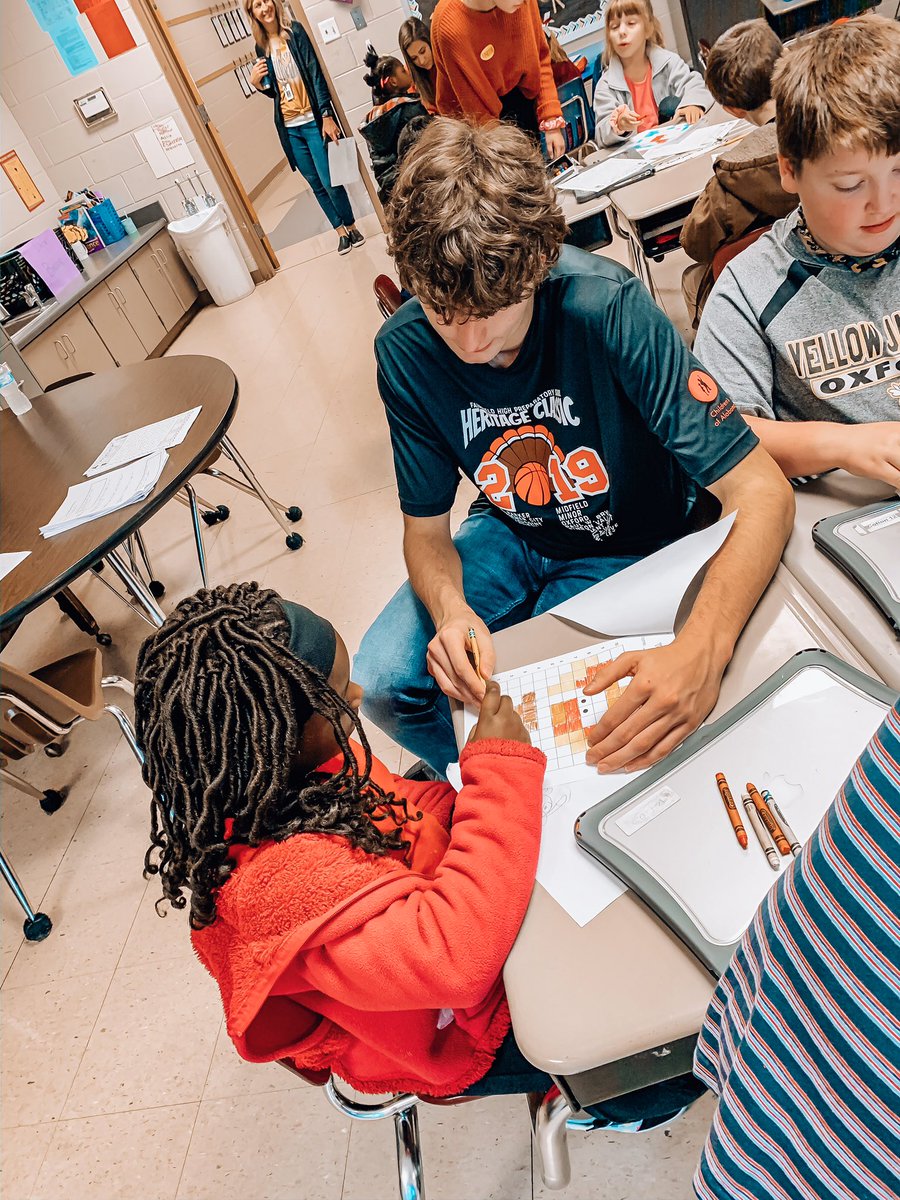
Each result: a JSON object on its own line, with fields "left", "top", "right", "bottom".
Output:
{"left": 375, "top": 246, "right": 757, "bottom": 560}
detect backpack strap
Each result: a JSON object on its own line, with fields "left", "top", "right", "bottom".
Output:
{"left": 759, "top": 259, "right": 825, "bottom": 330}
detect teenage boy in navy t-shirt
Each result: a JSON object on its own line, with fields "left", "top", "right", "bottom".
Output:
{"left": 355, "top": 119, "right": 794, "bottom": 778}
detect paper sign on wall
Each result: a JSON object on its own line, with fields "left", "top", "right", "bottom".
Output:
{"left": 26, "top": 0, "right": 99, "bottom": 75}
{"left": 0, "top": 151, "right": 44, "bottom": 212}
{"left": 83, "top": 0, "right": 136, "bottom": 58}
{"left": 134, "top": 118, "right": 195, "bottom": 179}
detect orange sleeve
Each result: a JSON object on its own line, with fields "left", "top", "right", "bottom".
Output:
{"left": 529, "top": 0, "right": 562, "bottom": 124}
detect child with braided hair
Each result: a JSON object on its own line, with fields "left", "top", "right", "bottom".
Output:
{"left": 135, "top": 581, "right": 549, "bottom": 1098}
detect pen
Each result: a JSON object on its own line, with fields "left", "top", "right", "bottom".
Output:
{"left": 763, "top": 789, "right": 801, "bottom": 857}
{"left": 715, "top": 772, "right": 747, "bottom": 849}
{"left": 748, "top": 781, "right": 791, "bottom": 857}
{"left": 466, "top": 627, "right": 482, "bottom": 679}
{"left": 742, "top": 792, "right": 780, "bottom": 871}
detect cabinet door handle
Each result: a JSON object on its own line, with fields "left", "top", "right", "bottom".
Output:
{"left": 157, "top": 247, "right": 168, "bottom": 265}
{"left": 108, "top": 289, "right": 121, "bottom": 311}
{"left": 54, "top": 339, "right": 68, "bottom": 361}
{"left": 115, "top": 286, "right": 127, "bottom": 306}
{"left": 150, "top": 250, "right": 162, "bottom": 269}
{"left": 62, "top": 334, "right": 76, "bottom": 355}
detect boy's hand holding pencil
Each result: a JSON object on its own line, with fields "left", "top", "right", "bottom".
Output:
{"left": 426, "top": 611, "right": 494, "bottom": 706}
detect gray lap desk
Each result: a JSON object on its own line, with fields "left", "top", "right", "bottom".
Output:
{"left": 783, "top": 470, "right": 900, "bottom": 690}
{"left": 455, "top": 567, "right": 872, "bottom": 1109}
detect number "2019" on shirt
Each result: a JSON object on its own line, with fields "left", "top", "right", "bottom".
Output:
{"left": 474, "top": 446, "right": 609, "bottom": 511}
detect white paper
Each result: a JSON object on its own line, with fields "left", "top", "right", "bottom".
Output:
{"left": 556, "top": 155, "right": 651, "bottom": 193}
{"left": 0, "top": 551, "right": 30, "bottom": 582}
{"left": 548, "top": 512, "right": 737, "bottom": 636}
{"left": 84, "top": 407, "right": 201, "bottom": 476}
{"left": 40, "top": 451, "right": 168, "bottom": 537}
{"left": 135, "top": 118, "right": 195, "bottom": 180}
{"left": 446, "top": 759, "right": 627, "bottom": 925}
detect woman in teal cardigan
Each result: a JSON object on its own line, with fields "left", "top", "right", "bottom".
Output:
{"left": 246, "top": 0, "right": 364, "bottom": 255}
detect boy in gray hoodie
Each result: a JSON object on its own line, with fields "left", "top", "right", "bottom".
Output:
{"left": 694, "top": 15, "right": 900, "bottom": 490}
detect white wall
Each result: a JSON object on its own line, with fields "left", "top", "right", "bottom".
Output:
{"left": 0, "top": 0, "right": 247, "bottom": 258}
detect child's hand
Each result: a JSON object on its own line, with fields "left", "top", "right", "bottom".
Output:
{"left": 610, "top": 104, "right": 640, "bottom": 135}
{"left": 468, "top": 681, "right": 531, "bottom": 746}
{"left": 674, "top": 105, "right": 703, "bottom": 124}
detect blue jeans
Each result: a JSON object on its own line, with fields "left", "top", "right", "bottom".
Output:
{"left": 286, "top": 122, "right": 355, "bottom": 230}
{"left": 354, "top": 509, "right": 638, "bottom": 776}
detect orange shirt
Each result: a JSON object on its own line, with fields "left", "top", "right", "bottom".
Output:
{"left": 431, "top": 0, "right": 562, "bottom": 125}
{"left": 626, "top": 69, "right": 658, "bottom": 133}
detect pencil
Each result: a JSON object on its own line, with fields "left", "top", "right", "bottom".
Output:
{"left": 466, "top": 627, "right": 482, "bottom": 679}
{"left": 763, "top": 789, "right": 801, "bottom": 857}
{"left": 748, "top": 781, "right": 791, "bottom": 857}
{"left": 742, "top": 793, "right": 780, "bottom": 871}
{"left": 715, "top": 772, "right": 748, "bottom": 849}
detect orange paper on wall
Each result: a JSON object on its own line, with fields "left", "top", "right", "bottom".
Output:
{"left": 84, "top": 0, "right": 136, "bottom": 58}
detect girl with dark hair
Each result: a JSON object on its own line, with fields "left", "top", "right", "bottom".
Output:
{"left": 358, "top": 45, "right": 429, "bottom": 202}
{"left": 399, "top": 16, "right": 437, "bottom": 113}
{"left": 246, "top": 0, "right": 364, "bottom": 254}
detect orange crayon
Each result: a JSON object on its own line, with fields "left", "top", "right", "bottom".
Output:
{"left": 748, "top": 781, "right": 791, "bottom": 857}
{"left": 715, "top": 772, "right": 748, "bottom": 849}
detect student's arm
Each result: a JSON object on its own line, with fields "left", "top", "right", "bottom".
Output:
{"left": 592, "top": 76, "right": 631, "bottom": 146}
{"left": 301, "top": 694, "right": 545, "bottom": 1012}
{"left": 529, "top": 0, "right": 563, "bottom": 124}
{"left": 585, "top": 445, "right": 794, "bottom": 771}
{"left": 666, "top": 52, "right": 713, "bottom": 115}
{"left": 403, "top": 512, "right": 494, "bottom": 705}
{"left": 743, "top": 416, "right": 900, "bottom": 489}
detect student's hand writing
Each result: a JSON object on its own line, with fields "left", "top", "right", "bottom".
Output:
{"left": 610, "top": 104, "right": 640, "bottom": 135}
{"left": 250, "top": 60, "right": 269, "bottom": 90}
{"left": 321, "top": 116, "right": 341, "bottom": 142}
{"left": 427, "top": 611, "right": 495, "bottom": 706}
{"left": 583, "top": 635, "right": 726, "bottom": 772}
{"left": 468, "top": 680, "right": 531, "bottom": 746}
{"left": 674, "top": 105, "right": 703, "bottom": 125}
{"left": 545, "top": 128, "right": 567, "bottom": 162}
{"left": 837, "top": 422, "right": 900, "bottom": 489}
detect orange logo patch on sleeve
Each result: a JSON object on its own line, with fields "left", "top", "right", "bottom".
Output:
{"left": 688, "top": 369, "right": 719, "bottom": 403}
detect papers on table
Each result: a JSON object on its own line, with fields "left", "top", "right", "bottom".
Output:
{"left": 40, "top": 450, "right": 169, "bottom": 538}
{"left": 555, "top": 155, "right": 653, "bottom": 195}
{"left": 0, "top": 551, "right": 31, "bottom": 582}
{"left": 549, "top": 512, "right": 736, "bottom": 637}
{"left": 84, "top": 406, "right": 201, "bottom": 476}
{"left": 633, "top": 119, "right": 745, "bottom": 164}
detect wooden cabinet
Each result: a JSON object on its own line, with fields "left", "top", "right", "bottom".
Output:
{"left": 150, "top": 231, "right": 198, "bottom": 311}
{"left": 129, "top": 242, "right": 183, "bottom": 331}
{"left": 20, "top": 305, "right": 116, "bottom": 389}
{"left": 81, "top": 264, "right": 166, "bottom": 365}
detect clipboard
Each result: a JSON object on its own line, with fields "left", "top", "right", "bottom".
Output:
{"left": 575, "top": 651, "right": 896, "bottom": 977}
{"left": 812, "top": 498, "right": 900, "bottom": 638}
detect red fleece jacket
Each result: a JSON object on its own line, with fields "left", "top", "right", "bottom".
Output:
{"left": 432, "top": 0, "right": 562, "bottom": 124}
{"left": 191, "top": 738, "right": 545, "bottom": 1097}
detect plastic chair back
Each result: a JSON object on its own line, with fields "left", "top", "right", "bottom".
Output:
{"left": 374, "top": 274, "right": 404, "bottom": 320}
{"left": 712, "top": 224, "right": 773, "bottom": 281}
{"left": 1, "top": 650, "right": 104, "bottom": 747}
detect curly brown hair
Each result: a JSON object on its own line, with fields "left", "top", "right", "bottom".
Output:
{"left": 385, "top": 118, "right": 567, "bottom": 322}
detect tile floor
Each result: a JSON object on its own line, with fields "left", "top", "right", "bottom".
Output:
{"left": 0, "top": 218, "right": 715, "bottom": 1199}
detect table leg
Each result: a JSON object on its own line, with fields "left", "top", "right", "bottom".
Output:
{"left": 105, "top": 548, "right": 165, "bottom": 628}
{"left": 609, "top": 206, "right": 661, "bottom": 303}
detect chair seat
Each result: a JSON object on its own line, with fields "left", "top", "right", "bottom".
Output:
{"left": 2, "top": 649, "right": 104, "bottom": 746}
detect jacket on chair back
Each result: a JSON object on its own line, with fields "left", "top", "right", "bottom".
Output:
{"left": 192, "top": 737, "right": 545, "bottom": 1097}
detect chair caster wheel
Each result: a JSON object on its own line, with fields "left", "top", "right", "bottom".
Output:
{"left": 202, "top": 505, "right": 230, "bottom": 526}
{"left": 286, "top": 533, "right": 304, "bottom": 550}
{"left": 40, "top": 787, "right": 68, "bottom": 814}
{"left": 96, "top": 632, "right": 112, "bottom": 647}
{"left": 148, "top": 581, "right": 166, "bottom": 599}
{"left": 92, "top": 560, "right": 104, "bottom": 573}
{"left": 24, "top": 912, "right": 52, "bottom": 941}
{"left": 285, "top": 505, "right": 303, "bottom": 522}
{"left": 44, "top": 741, "right": 67, "bottom": 758}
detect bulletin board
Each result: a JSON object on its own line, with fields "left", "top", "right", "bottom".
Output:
{"left": 575, "top": 650, "right": 896, "bottom": 977}
{"left": 407, "top": 0, "right": 608, "bottom": 44}
{"left": 0, "top": 151, "right": 44, "bottom": 212}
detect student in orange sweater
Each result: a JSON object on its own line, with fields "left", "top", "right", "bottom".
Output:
{"left": 431, "top": 0, "right": 567, "bottom": 160}
{"left": 136, "top": 582, "right": 703, "bottom": 1121}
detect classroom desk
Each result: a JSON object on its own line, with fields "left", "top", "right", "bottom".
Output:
{"left": 783, "top": 471, "right": 900, "bottom": 690}
{"left": 0, "top": 356, "right": 238, "bottom": 630}
{"left": 486, "top": 566, "right": 872, "bottom": 1110}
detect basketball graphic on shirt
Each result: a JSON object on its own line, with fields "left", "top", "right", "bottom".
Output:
{"left": 488, "top": 425, "right": 556, "bottom": 506}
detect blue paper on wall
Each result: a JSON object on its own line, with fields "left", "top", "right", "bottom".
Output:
{"left": 26, "top": 0, "right": 99, "bottom": 75}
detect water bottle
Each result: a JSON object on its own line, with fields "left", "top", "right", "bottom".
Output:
{"left": 0, "top": 361, "right": 33, "bottom": 415}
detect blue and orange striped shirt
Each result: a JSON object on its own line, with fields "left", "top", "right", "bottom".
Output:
{"left": 694, "top": 701, "right": 900, "bottom": 1200}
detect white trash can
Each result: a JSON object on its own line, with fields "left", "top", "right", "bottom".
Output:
{"left": 167, "top": 204, "right": 254, "bottom": 306}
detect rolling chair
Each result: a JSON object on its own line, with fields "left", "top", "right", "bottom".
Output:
{"left": 0, "top": 648, "right": 143, "bottom": 940}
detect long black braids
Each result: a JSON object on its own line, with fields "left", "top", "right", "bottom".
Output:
{"left": 135, "top": 582, "right": 418, "bottom": 929}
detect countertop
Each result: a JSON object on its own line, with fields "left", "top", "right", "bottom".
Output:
{"left": 9, "top": 217, "right": 168, "bottom": 350}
